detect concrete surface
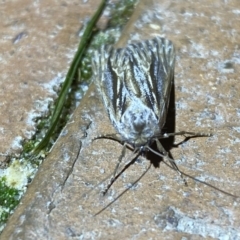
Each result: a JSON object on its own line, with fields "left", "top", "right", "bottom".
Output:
{"left": 0, "top": 0, "right": 102, "bottom": 163}
{"left": 1, "top": 0, "right": 240, "bottom": 239}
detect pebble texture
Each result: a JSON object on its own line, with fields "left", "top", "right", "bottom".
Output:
{"left": 1, "top": 0, "right": 240, "bottom": 239}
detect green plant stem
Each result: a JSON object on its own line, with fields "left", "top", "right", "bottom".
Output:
{"left": 33, "top": 0, "right": 108, "bottom": 155}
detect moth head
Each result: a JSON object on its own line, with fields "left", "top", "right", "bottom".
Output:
{"left": 118, "top": 102, "right": 159, "bottom": 147}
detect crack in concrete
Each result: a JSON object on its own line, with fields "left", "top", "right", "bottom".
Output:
{"left": 61, "top": 121, "right": 92, "bottom": 190}
{"left": 46, "top": 121, "right": 92, "bottom": 216}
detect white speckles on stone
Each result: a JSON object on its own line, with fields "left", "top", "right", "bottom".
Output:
{"left": 175, "top": 100, "right": 188, "bottom": 110}
{"left": 190, "top": 42, "right": 209, "bottom": 59}
{"left": 210, "top": 50, "right": 220, "bottom": 57}
{"left": 62, "top": 152, "right": 70, "bottom": 162}
{"left": 128, "top": 33, "right": 141, "bottom": 43}
{"left": 41, "top": 73, "right": 64, "bottom": 95}
{"left": 149, "top": 23, "right": 161, "bottom": 30}
{"left": 236, "top": 109, "right": 240, "bottom": 117}
{"left": 206, "top": 95, "right": 215, "bottom": 105}
{"left": 181, "top": 12, "right": 193, "bottom": 17}
{"left": 232, "top": 9, "right": 240, "bottom": 14}
{"left": 177, "top": 215, "right": 240, "bottom": 239}
{"left": 214, "top": 104, "right": 229, "bottom": 125}
{"left": 229, "top": 138, "right": 240, "bottom": 144}
{"left": 157, "top": 207, "right": 240, "bottom": 240}
{"left": 34, "top": 98, "right": 53, "bottom": 113}
{"left": 211, "top": 15, "right": 221, "bottom": 23}
{"left": 0, "top": 127, "right": 5, "bottom": 134}
{"left": 104, "top": 218, "right": 123, "bottom": 227}
{"left": 25, "top": 110, "right": 41, "bottom": 127}
{"left": 11, "top": 136, "right": 23, "bottom": 151}
{"left": 60, "top": 129, "right": 68, "bottom": 137}
{"left": 233, "top": 127, "right": 240, "bottom": 133}
{"left": 219, "top": 147, "right": 231, "bottom": 154}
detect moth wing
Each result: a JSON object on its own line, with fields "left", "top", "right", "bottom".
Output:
{"left": 92, "top": 45, "right": 128, "bottom": 128}
{"left": 123, "top": 37, "right": 175, "bottom": 128}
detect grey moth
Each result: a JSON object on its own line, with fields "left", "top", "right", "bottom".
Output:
{"left": 92, "top": 37, "right": 209, "bottom": 194}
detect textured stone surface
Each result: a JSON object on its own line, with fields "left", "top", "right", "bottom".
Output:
{"left": 0, "top": 0, "right": 102, "bottom": 162}
{"left": 2, "top": 0, "right": 240, "bottom": 239}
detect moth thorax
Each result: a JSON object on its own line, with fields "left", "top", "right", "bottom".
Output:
{"left": 119, "top": 103, "right": 159, "bottom": 147}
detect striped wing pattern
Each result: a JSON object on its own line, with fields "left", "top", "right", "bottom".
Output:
{"left": 92, "top": 37, "right": 175, "bottom": 145}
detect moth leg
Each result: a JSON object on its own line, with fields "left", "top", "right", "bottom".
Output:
{"left": 95, "top": 160, "right": 151, "bottom": 216}
{"left": 102, "top": 143, "right": 127, "bottom": 195}
{"left": 102, "top": 147, "right": 140, "bottom": 195}
{"left": 112, "top": 142, "right": 127, "bottom": 177}
{"left": 162, "top": 131, "right": 212, "bottom": 138}
{"left": 155, "top": 138, "right": 187, "bottom": 186}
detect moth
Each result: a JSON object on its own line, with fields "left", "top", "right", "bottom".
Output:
{"left": 92, "top": 37, "right": 209, "bottom": 194}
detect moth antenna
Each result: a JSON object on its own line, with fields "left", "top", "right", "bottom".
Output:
{"left": 162, "top": 131, "right": 212, "bottom": 139}
{"left": 160, "top": 158, "right": 239, "bottom": 199}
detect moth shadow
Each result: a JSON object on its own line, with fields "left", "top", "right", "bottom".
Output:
{"left": 147, "top": 81, "right": 177, "bottom": 168}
